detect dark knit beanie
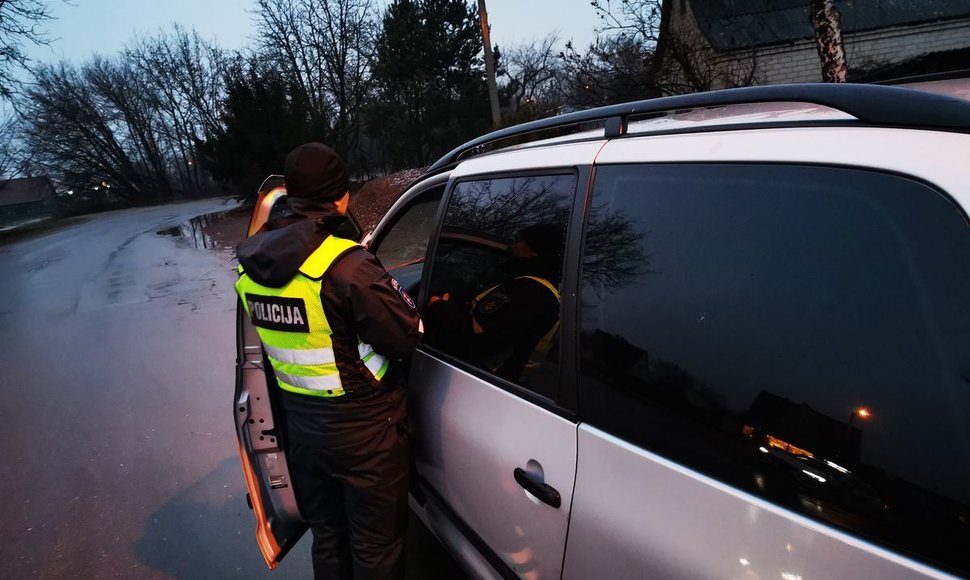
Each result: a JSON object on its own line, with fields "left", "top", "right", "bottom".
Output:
{"left": 284, "top": 142, "right": 349, "bottom": 202}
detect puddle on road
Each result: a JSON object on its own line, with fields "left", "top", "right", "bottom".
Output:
{"left": 156, "top": 211, "right": 227, "bottom": 249}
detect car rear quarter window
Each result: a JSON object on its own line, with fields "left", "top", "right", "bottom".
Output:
{"left": 424, "top": 173, "right": 575, "bottom": 400}
{"left": 578, "top": 163, "right": 970, "bottom": 575}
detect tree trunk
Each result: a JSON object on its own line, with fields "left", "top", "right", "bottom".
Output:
{"left": 811, "top": 0, "right": 848, "bottom": 83}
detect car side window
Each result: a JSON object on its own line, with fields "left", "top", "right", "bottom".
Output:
{"left": 374, "top": 185, "right": 445, "bottom": 269}
{"left": 578, "top": 163, "right": 970, "bottom": 576}
{"left": 372, "top": 185, "right": 445, "bottom": 292}
{"left": 424, "top": 173, "right": 575, "bottom": 400}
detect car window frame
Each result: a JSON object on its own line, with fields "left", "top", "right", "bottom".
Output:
{"left": 368, "top": 181, "right": 448, "bottom": 269}
{"left": 417, "top": 166, "right": 592, "bottom": 417}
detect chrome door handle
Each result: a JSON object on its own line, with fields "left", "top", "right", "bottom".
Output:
{"left": 513, "top": 467, "right": 561, "bottom": 508}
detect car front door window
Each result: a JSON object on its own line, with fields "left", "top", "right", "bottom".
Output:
{"left": 423, "top": 173, "right": 575, "bottom": 399}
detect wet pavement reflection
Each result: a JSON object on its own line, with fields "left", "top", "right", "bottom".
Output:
{"left": 157, "top": 211, "right": 227, "bottom": 249}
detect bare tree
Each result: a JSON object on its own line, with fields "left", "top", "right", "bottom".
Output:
{"left": 127, "top": 27, "right": 227, "bottom": 192}
{"left": 0, "top": 112, "right": 29, "bottom": 182}
{"left": 500, "top": 34, "right": 566, "bottom": 122}
{"left": 23, "top": 63, "right": 147, "bottom": 198}
{"left": 590, "top": 0, "right": 759, "bottom": 96}
{"left": 560, "top": 35, "right": 657, "bottom": 108}
{"left": 583, "top": 203, "right": 651, "bottom": 293}
{"left": 84, "top": 56, "right": 175, "bottom": 198}
{"left": 254, "top": 0, "right": 378, "bottom": 164}
{"left": 591, "top": 0, "right": 663, "bottom": 47}
{"left": 444, "top": 176, "right": 651, "bottom": 293}
{"left": 0, "top": 0, "right": 54, "bottom": 99}
{"left": 810, "top": 0, "right": 848, "bottom": 82}
{"left": 445, "top": 176, "right": 571, "bottom": 239}
{"left": 19, "top": 26, "right": 228, "bottom": 203}
{"left": 658, "top": 24, "right": 758, "bottom": 94}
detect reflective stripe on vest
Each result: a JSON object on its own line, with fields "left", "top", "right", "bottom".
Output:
{"left": 263, "top": 344, "right": 336, "bottom": 366}
{"left": 470, "top": 275, "right": 562, "bottom": 309}
{"left": 235, "top": 235, "right": 389, "bottom": 397}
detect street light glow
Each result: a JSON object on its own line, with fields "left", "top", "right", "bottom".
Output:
{"left": 855, "top": 407, "right": 871, "bottom": 419}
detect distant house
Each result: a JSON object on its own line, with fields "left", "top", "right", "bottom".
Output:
{"left": 0, "top": 177, "right": 57, "bottom": 228}
{"left": 659, "top": 0, "right": 970, "bottom": 91}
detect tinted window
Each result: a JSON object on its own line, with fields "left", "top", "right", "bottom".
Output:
{"left": 579, "top": 164, "right": 970, "bottom": 574}
{"left": 424, "top": 174, "right": 575, "bottom": 399}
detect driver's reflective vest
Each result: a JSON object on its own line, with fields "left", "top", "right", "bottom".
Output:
{"left": 235, "top": 235, "right": 389, "bottom": 398}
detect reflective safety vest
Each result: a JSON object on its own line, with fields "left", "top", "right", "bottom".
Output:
{"left": 235, "top": 235, "right": 389, "bottom": 398}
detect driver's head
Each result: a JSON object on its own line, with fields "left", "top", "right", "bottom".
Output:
{"left": 284, "top": 142, "right": 350, "bottom": 214}
{"left": 513, "top": 223, "right": 565, "bottom": 260}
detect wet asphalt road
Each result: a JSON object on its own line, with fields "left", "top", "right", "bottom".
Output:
{"left": 0, "top": 200, "right": 466, "bottom": 579}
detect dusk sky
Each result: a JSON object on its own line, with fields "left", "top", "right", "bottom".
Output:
{"left": 27, "top": 0, "right": 601, "bottom": 65}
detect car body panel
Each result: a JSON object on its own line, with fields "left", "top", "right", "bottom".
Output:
{"left": 449, "top": 141, "right": 607, "bottom": 179}
{"left": 562, "top": 425, "right": 960, "bottom": 580}
{"left": 593, "top": 126, "right": 970, "bottom": 211}
{"left": 409, "top": 350, "right": 578, "bottom": 579}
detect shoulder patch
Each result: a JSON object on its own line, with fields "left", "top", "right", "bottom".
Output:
{"left": 390, "top": 277, "right": 416, "bottom": 309}
{"left": 474, "top": 291, "right": 511, "bottom": 315}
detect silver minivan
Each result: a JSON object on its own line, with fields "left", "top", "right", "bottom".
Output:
{"left": 236, "top": 82, "right": 970, "bottom": 579}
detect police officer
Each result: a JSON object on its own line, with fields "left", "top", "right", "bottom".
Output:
{"left": 235, "top": 142, "right": 421, "bottom": 580}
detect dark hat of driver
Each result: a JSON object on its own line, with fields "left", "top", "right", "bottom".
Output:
{"left": 517, "top": 223, "right": 566, "bottom": 259}
{"left": 284, "top": 142, "right": 349, "bottom": 202}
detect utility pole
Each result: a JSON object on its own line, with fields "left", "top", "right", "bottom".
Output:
{"left": 478, "top": 0, "right": 501, "bottom": 127}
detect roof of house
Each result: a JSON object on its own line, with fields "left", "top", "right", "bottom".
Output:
{"left": 0, "top": 177, "right": 56, "bottom": 207}
{"left": 689, "top": 0, "right": 970, "bottom": 51}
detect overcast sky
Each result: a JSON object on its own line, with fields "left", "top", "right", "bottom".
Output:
{"left": 27, "top": 0, "right": 601, "bottom": 64}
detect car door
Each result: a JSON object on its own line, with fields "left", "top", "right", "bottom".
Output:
{"left": 401, "top": 165, "right": 589, "bottom": 579}
{"left": 233, "top": 175, "right": 364, "bottom": 569}
{"left": 563, "top": 158, "right": 970, "bottom": 579}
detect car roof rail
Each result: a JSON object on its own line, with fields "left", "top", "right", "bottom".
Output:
{"left": 874, "top": 68, "right": 970, "bottom": 85}
{"left": 428, "top": 83, "right": 970, "bottom": 172}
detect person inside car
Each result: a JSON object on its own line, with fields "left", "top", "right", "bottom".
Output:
{"left": 424, "top": 222, "right": 564, "bottom": 382}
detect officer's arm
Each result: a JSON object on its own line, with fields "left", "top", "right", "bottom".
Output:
{"left": 345, "top": 250, "right": 422, "bottom": 360}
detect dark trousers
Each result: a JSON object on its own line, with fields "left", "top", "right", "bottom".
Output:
{"left": 290, "top": 423, "right": 410, "bottom": 580}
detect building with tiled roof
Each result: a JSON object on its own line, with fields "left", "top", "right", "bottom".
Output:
{"left": 0, "top": 177, "right": 57, "bottom": 227}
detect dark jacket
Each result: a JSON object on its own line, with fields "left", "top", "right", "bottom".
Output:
{"left": 424, "top": 256, "right": 560, "bottom": 382}
{"left": 236, "top": 212, "right": 421, "bottom": 445}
